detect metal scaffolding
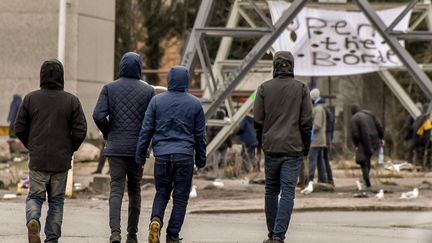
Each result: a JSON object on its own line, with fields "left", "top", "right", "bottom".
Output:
{"left": 181, "top": 0, "right": 432, "bottom": 157}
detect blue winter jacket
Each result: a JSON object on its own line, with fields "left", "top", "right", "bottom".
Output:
{"left": 135, "top": 66, "right": 206, "bottom": 168}
{"left": 93, "top": 52, "right": 155, "bottom": 157}
{"left": 237, "top": 116, "right": 258, "bottom": 147}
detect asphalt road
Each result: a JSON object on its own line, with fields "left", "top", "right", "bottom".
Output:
{"left": 0, "top": 201, "right": 431, "bottom": 243}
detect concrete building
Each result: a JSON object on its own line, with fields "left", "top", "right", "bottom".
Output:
{"left": 0, "top": 0, "right": 115, "bottom": 135}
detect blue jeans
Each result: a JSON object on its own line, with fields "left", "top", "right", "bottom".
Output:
{"left": 308, "top": 147, "right": 328, "bottom": 183}
{"left": 26, "top": 170, "right": 68, "bottom": 243}
{"left": 265, "top": 154, "right": 302, "bottom": 239}
{"left": 151, "top": 154, "right": 194, "bottom": 238}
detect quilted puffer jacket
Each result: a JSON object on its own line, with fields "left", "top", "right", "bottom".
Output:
{"left": 93, "top": 52, "right": 155, "bottom": 157}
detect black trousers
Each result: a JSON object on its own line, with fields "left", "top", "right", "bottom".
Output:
{"left": 108, "top": 156, "right": 143, "bottom": 235}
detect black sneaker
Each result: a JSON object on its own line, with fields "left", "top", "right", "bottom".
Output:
{"left": 273, "top": 236, "right": 284, "bottom": 243}
{"left": 126, "top": 233, "right": 138, "bottom": 243}
{"left": 166, "top": 235, "right": 183, "bottom": 243}
{"left": 27, "top": 219, "right": 41, "bottom": 243}
{"left": 110, "top": 231, "right": 121, "bottom": 243}
{"left": 263, "top": 238, "right": 273, "bottom": 243}
{"left": 148, "top": 218, "right": 161, "bottom": 243}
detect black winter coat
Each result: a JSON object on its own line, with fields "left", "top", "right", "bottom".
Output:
{"left": 15, "top": 59, "right": 87, "bottom": 172}
{"left": 93, "top": 52, "right": 155, "bottom": 157}
{"left": 351, "top": 109, "right": 384, "bottom": 163}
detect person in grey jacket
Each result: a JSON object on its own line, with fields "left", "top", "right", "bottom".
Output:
{"left": 254, "top": 51, "right": 313, "bottom": 243}
{"left": 308, "top": 88, "right": 328, "bottom": 184}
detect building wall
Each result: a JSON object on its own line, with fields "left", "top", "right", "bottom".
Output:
{"left": 0, "top": 0, "right": 115, "bottom": 135}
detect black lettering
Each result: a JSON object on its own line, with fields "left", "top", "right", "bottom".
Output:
{"left": 360, "top": 39, "right": 376, "bottom": 49}
{"left": 376, "top": 50, "right": 386, "bottom": 63}
{"left": 306, "top": 17, "right": 327, "bottom": 38}
{"left": 312, "top": 51, "right": 336, "bottom": 66}
{"left": 361, "top": 54, "right": 378, "bottom": 64}
{"left": 343, "top": 54, "right": 360, "bottom": 65}
{"left": 357, "top": 24, "right": 376, "bottom": 37}
{"left": 320, "top": 37, "right": 340, "bottom": 52}
{"left": 345, "top": 37, "right": 359, "bottom": 50}
{"left": 386, "top": 50, "right": 399, "bottom": 64}
{"left": 333, "top": 21, "right": 351, "bottom": 35}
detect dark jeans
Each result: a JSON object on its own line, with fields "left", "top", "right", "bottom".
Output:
{"left": 108, "top": 156, "right": 143, "bottom": 235}
{"left": 264, "top": 154, "right": 302, "bottom": 240}
{"left": 308, "top": 147, "right": 327, "bottom": 183}
{"left": 242, "top": 144, "right": 258, "bottom": 172}
{"left": 26, "top": 170, "right": 68, "bottom": 243}
{"left": 151, "top": 154, "right": 194, "bottom": 238}
{"left": 323, "top": 147, "right": 334, "bottom": 184}
{"left": 357, "top": 157, "right": 372, "bottom": 188}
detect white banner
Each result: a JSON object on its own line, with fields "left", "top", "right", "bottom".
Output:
{"left": 268, "top": 1, "right": 412, "bottom": 76}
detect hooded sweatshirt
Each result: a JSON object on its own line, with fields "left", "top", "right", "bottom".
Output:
{"left": 93, "top": 52, "right": 155, "bottom": 157}
{"left": 136, "top": 66, "right": 206, "bottom": 168}
{"left": 14, "top": 59, "right": 87, "bottom": 172}
{"left": 254, "top": 51, "right": 313, "bottom": 156}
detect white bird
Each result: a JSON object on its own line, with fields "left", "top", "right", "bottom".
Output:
{"left": 385, "top": 162, "right": 410, "bottom": 173}
{"left": 356, "top": 180, "right": 363, "bottom": 191}
{"left": 400, "top": 188, "right": 419, "bottom": 199}
{"left": 212, "top": 181, "right": 224, "bottom": 189}
{"left": 189, "top": 185, "right": 197, "bottom": 198}
{"left": 301, "top": 181, "right": 313, "bottom": 194}
{"left": 375, "top": 189, "right": 384, "bottom": 200}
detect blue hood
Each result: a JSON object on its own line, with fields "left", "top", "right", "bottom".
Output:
{"left": 119, "top": 52, "right": 142, "bottom": 79}
{"left": 168, "top": 66, "right": 189, "bottom": 91}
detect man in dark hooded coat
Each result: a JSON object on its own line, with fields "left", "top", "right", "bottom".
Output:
{"left": 15, "top": 59, "right": 87, "bottom": 243}
{"left": 254, "top": 51, "right": 313, "bottom": 243}
{"left": 351, "top": 103, "right": 384, "bottom": 188}
{"left": 93, "top": 52, "right": 155, "bottom": 243}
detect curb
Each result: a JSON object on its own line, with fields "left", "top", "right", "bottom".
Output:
{"left": 189, "top": 206, "right": 432, "bottom": 214}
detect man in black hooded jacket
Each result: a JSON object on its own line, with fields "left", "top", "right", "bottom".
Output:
{"left": 15, "top": 59, "right": 87, "bottom": 243}
{"left": 254, "top": 51, "right": 313, "bottom": 243}
{"left": 351, "top": 103, "right": 384, "bottom": 188}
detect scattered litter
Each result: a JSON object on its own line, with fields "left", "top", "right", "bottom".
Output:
{"left": 3, "top": 194, "right": 17, "bottom": 199}
{"left": 400, "top": 188, "right": 419, "bottom": 199}
{"left": 17, "top": 176, "right": 29, "bottom": 193}
{"left": 189, "top": 185, "right": 197, "bottom": 198}
{"left": 212, "top": 181, "right": 224, "bottom": 189}
{"left": 300, "top": 181, "right": 313, "bottom": 194}
{"left": 353, "top": 192, "right": 368, "bottom": 198}
{"left": 13, "top": 157, "right": 24, "bottom": 162}
{"left": 375, "top": 189, "right": 384, "bottom": 200}
{"left": 356, "top": 180, "right": 362, "bottom": 191}
{"left": 385, "top": 162, "right": 413, "bottom": 173}
{"left": 380, "top": 179, "right": 398, "bottom": 186}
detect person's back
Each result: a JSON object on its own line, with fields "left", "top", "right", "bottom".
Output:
{"left": 136, "top": 66, "right": 206, "bottom": 243}
{"left": 15, "top": 59, "right": 87, "bottom": 243}
{"left": 93, "top": 52, "right": 155, "bottom": 243}
{"left": 254, "top": 51, "right": 313, "bottom": 243}
{"left": 351, "top": 103, "right": 384, "bottom": 188}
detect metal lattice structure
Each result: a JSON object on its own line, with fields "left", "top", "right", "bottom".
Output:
{"left": 181, "top": 0, "right": 432, "bottom": 157}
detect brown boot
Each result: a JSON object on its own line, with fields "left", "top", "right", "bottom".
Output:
{"left": 27, "top": 219, "right": 41, "bottom": 243}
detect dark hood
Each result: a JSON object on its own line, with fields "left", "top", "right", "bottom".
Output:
{"left": 119, "top": 52, "right": 142, "bottom": 79}
{"left": 351, "top": 103, "right": 361, "bottom": 115}
{"left": 273, "top": 51, "right": 294, "bottom": 78}
{"left": 168, "top": 66, "right": 189, "bottom": 92}
{"left": 40, "top": 59, "right": 64, "bottom": 90}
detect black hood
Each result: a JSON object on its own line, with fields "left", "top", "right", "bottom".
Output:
{"left": 351, "top": 103, "right": 361, "bottom": 115}
{"left": 273, "top": 51, "right": 294, "bottom": 78}
{"left": 119, "top": 52, "right": 142, "bottom": 79}
{"left": 168, "top": 66, "right": 189, "bottom": 92}
{"left": 40, "top": 59, "right": 64, "bottom": 90}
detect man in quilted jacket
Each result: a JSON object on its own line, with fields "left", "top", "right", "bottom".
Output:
{"left": 93, "top": 52, "right": 155, "bottom": 243}
{"left": 136, "top": 66, "right": 206, "bottom": 243}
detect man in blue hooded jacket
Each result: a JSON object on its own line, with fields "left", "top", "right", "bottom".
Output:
{"left": 136, "top": 66, "right": 206, "bottom": 243}
{"left": 93, "top": 52, "right": 155, "bottom": 243}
